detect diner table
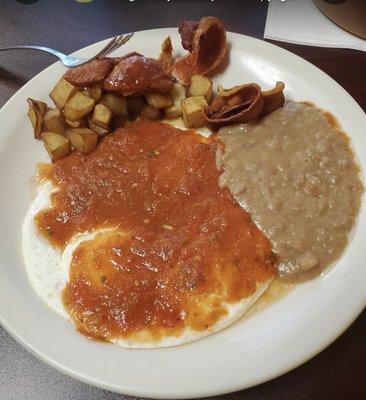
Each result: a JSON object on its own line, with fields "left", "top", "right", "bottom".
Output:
{"left": 0, "top": 1, "right": 365, "bottom": 399}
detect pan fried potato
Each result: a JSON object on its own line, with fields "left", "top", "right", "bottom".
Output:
{"left": 145, "top": 93, "right": 172, "bottom": 109}
{"left": 111, "top": 115, "right": 131, "bottom": 130}
{"left": 127, "top": 96, "right": 146, "bottom": 118}
{"left": 27, "top": 98, "right": 47, "bottom": 139}
{"left": 162, "top": 117, "right": 186, "bottom": 129}
{"left": 50, "top": 77, "right": 77, "bottom": 110}
{"left": 92, "top": 104, "right": 113, "bottom": 129}
{"left": 65, "top": 117, "right": 87, "bottom": 128}
{"left": 42, "top": 132, "right": 71, "bottom": 162}
{"left": 88, "top": 118, "right": 109, "bottom": 137}
{"left": 188, "top": 74, "right": 212, "bottom": 101}
{"left": 64, "top": 91, "right": 95, "bottom": 121}
{"left": 100, "top": 93, "right": 127, "bottom": 116}
{"left": 42, "top": 108, "right": 65, "bottom": 135}
{"left": 182, "top": 95, "right": 208, "bottom": 128}
{"left": 84, "top": 84, "right": 103, "bottom": 102}
{"left": 66, "top": 128, "right": 98, "bottom": 154}
{"left": 140, "top": 104, "right": 162, "bottom": 121}
{"left": 164, "top": 83, "right": 186, "bottom": 119}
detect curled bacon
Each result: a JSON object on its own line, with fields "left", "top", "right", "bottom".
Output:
{"left": 178, "top": 19, "right": 199, "bottom": 52}
{"left": 158, "top": 36, "right": 175, "bottom": 74}
{"left": 65, "top": 58, "right": 115, "bottom": 87}
{"left": 173, "top": 17, "right": 227, "bottom": 85}
{"left": 64, "top": 53, "right": 142, "bottom": 87}
{"left": 262, "top": 81, "right": 285, "bottom": 115}
{"left": 104, "top": 54, "right": 174, "bottom": 96}
{"left": 205, "top": 81, "right": 285, "bottom": 128}
{"left": 205, "top": 83, "right": 263, "bottom": 127}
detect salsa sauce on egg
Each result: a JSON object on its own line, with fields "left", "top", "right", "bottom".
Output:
{"left": 35, "top": 121, "right": 275, "bottom": 344}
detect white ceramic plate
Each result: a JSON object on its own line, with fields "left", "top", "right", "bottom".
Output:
{"left": 0, "top": 28, "right": 365, "bottom": 398}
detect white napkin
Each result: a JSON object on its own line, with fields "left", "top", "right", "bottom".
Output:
{"left": 264, "top": 0, "right": 366, "bottom": 52}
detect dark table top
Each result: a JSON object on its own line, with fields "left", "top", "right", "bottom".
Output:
{"left": 0, "top": 1, "right": 365, "bottom": 399}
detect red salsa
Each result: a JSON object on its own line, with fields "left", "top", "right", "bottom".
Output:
{"left": 36, "top": 121, "right": 275, "bottom": 342}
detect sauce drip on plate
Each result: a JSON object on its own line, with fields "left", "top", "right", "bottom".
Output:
{"left": 36, "top": 122, "right": 275, "bottom": 342}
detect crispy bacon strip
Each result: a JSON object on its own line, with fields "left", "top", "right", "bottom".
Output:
{"left": 158, "top": 37, "right": 174, "bottom": 74}
{"left": 205, "top": 83, "right": 263, "bottom": 127}
{"left": 64, "top": 53, "right": 142, "bottom": 87}
{"left": 104, "top": 54, "right": 174, "bottom": 96}
{"left": 205, "top": 82, "right": 285, "bottom": 128}
{"left": 178, "top": 19, "right": 199, "bottom": 52}
{"left": 173, "top": 17, "right": 227, "bottom": 85}
{"left": 262, "top": 81, "right": 285, "bottom": 115}
{"left": 109, "top": 52, "right": 143, "bottom": 65}
{"left": 65, "top": 58, "right": 115, "bottom": 87}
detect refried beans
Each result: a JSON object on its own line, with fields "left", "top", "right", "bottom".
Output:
{"left": 217, "top": 101, "right": 363, "bottom": 280}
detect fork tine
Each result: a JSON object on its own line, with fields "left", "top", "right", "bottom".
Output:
{"left": 100, "top": 33, "right": 133, "bottom": 57}
{"left": 72, "top": 33, "right": 134, "bottom": 68}
{"left": 101, "top": 33, "right": 134, "bottom": 57}
{"left": 98, "top": 35, "right": 125, "bottom": 57}
{"left": 89, "top": 36, "right": 120, "bottom": 61}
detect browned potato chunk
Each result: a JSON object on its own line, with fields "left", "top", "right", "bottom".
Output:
{"left": 161, "top": 118, "right": 186, "bottom": 128}
{"left": 188, "top": 75, "right": 213, "bottom": 101}
{"left": 88, "top": 118, "right": 109, "bottom": 137}
{"left": 111, "top": 115, "right": 131, "bottom": 130}
{"left": 164, "top": 83, "right": 186, "bottom": 119}
{"left": 100, "top": 93, "right": 127, "bottom": 115}
{"left": 92, "top": 104, "right": 113, "bottom": 129}
{"left": 140, "top": 104, "right": 162, "bottom": 121}
{"left": 27, "top": 98, "right": 48, "bottom": 139}
{"left": 182, "top": 96, "right": 208, "bottom": 128}
{"left": 42, "top": 108, "right": 65, "bottom": 135}
{"left": 66, "top": 128, "right": 98, "bottom": 154}
{"left": 64, "top": 91, "right": 95, "bottom": 121}
{"left": 127, "top": 96, "right": 146, "bottom": 118}
{"left": 84, "top": 84, "right": 103, "bottom": 102}
{"left": 42, "top": 132, "right": 71, "bottom": 162}
{"left": 50, "top": 77, "right": 77, "bottom": 110}
{"left": 65, "top": 117, "right": 87, "bottom": 128}
{"left": 145, "top": 92, "right": 172, "bottom": 109}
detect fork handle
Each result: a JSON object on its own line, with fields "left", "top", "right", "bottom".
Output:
{"left": 0, "top": 45, "right": 68, "bottom": 61}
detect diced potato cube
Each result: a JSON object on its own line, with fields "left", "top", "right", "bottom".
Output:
{"left": 140, "top": 104, "right": 162, "bottom": 121}
{"left": 66, "top": 128, "right": 98, "bottom": 154}
{"left": 65, "top": 117, "right": 87, "bottom": 128}
{"left": 111, "top": 115, "right": 131, "bottom": 130}
{"left": 188, "top": 75, "right": 213, "bottom": 101}
{"left": 27, "top": 98, "right": 48, "bottom": 139}
{"left": 100, "top": 93, "right": 127, "bottom": 115}
{"left": 88, "top": 118, "right": 109, "bottom": 137}
{"left": 92, "top": 104, "right": 113, "bottom": 129}
{"left": 50, "top": 77, "right": 77, "bottom": 110}
{"left": 42, "top": 132, "right": 71, "bottom": 162}
{"left": 181, "top": 96, "right": 208, "bottom": 128}
{"left": 161, "top": 118, "right": 187, "bottom": 129}
{"left": 42, "top": 108, "right": 65, "bottom": 135}
{"left": 195, "top": 126, "right": 213, "bottom": 136}
{"left": 164, "top": 83, "right": 186, "bottom": 119}
{"left": 145, "top": 93, "right": 172, "bottom": 109}
{"left": 125, "top": 118, "right": 136, "bottom": 127}
{"left": 127, "top": 96, "right": 146, "bottom": 118}
{"left": 64, "top": 91, "right": 95, "bottom": 121}
{"left": 84, "top": 84, "right": 103, "bottom": 102}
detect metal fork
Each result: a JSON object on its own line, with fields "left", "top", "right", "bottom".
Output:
{"left": 0, "top": 33, "right": 134, "bottom": 68}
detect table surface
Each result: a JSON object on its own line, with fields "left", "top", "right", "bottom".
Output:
{"left": 0, "top": 1, "right": 365, "bottom": 399}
